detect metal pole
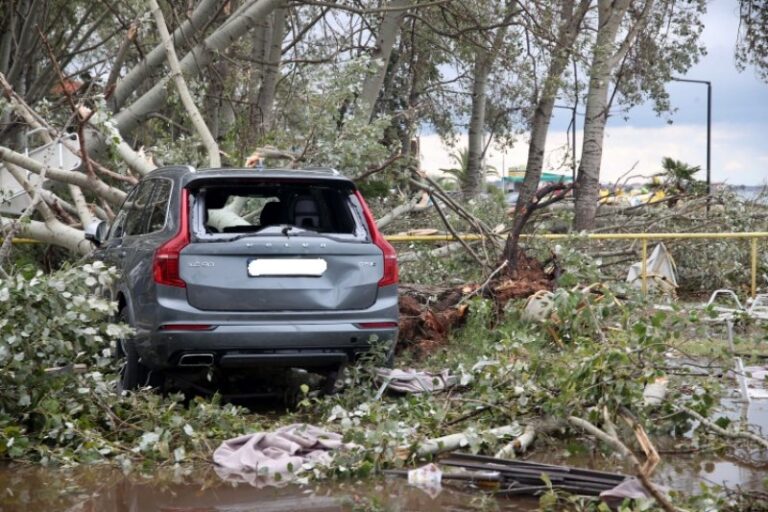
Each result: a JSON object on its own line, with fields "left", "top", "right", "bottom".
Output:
{"left": 751, "top": 237, "right": 758, "bottom": 298}
{"left": 571, "top": 106, "right": 577, "bottom": 182}
{"left": 706, "top": 82, "right": 712, "bottom": 216}
{"left": 726, "top": 319, "right": 751, "bottom": 404}
{"left": 670, "top": 78, "right": 712, "bottom": 212}
{"left": 641, "top": 238, "right": 648, "bottom": 297}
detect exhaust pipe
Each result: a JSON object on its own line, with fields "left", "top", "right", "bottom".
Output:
{"left": 178, "top": 353, "right": 214, "bottom": 367}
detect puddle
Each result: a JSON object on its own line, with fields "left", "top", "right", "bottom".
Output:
{"left": 0, "top": 464, "right": 540, "bottom": 512}
{"left": 535, "top": 400, "right": 768, "bottom": 496}
{"left": 0, "top": 405, "right": 765, "bottom": 511}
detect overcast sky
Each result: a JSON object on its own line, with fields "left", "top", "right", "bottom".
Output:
{"left": 420, "top": 1, "right": 768, "bottom": 186}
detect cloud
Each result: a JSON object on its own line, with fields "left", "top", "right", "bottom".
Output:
{"left": 419, "top": 122, "right": 768, "bottom": 185}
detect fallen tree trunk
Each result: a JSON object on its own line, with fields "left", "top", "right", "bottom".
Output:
{"left": 397, "top": 424, "right": 522, "bottom": 459}
{"left": 495, "top": 424, "right": 536, "bottom": 459}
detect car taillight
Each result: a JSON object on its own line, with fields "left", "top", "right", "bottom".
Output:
{"left": 153, "top": 189, "right": 190, "bottom": 288}
{"left": 354, "top": 190, "right": 398, "bottom": 287}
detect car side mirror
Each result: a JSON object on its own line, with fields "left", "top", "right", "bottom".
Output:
{"left": 85, "top": 220, "right": 108, "bottom": 247}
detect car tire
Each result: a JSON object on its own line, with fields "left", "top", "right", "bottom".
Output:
{"left": 321, "top": 367, "right": 342, "bottom": 395}
{"left": 117, "top": 337, "right": 142, "bottom": 392}
{"left": 116, "top": 308, "right": 163, "bottom": 393}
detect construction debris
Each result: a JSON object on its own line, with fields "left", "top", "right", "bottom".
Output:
{"left": 439, "top": 452, "right": 627, "bottom": 497}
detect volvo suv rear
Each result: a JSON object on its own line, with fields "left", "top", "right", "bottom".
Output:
{"left": 88, "top": 166, "right": 399, "bottom": 391}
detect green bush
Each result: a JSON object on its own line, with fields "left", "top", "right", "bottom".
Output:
{"left": 0, "top": 263, "right": 254, "bottom": 465}
{"left": 0, "top": 263, "right": 124, "bottom": 458}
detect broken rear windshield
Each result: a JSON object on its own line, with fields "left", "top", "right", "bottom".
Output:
{"left": 192, "top": 182, "right": 366, "bottom": 239}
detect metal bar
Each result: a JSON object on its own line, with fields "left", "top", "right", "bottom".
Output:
{"left": 0, "top": 238, "right": 42, "bottom": 245}
{"left": 440, "top": 460, "right": 624, "bottom": 486}
{"left": 641, "top": 238, "right": 648, "bottom": 297}
{"left": 751, "top": 237, "right": 758, "bottom": 298}
{"left": 386, "top": 232, "right": 768, "bottom": 242}
{"left": 706, "top": 82, "right": 712, "bottom": 216}
{"left": 726, "top": 319, "right": 751, "bottom": 404}
{"left": 442, "top": 452, "right": 627, "bottom": 479}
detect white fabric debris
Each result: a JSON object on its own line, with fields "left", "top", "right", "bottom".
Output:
{"left": 600, "top": 477, "right": 665, "bottom": 506}
{"left": 374, "top": 368, "right": 458, "bottom": 398}
{"left": 643, "top": 376, "right": 669, "bottom": 406}
{"left": 627, "top": 243, "right": 678, "bottom": 294}
{"left": 213, "top": 423, "right": 349, "bottom": 479}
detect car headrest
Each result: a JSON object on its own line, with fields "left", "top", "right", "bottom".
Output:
{"left": 293, "top": 196, "right": 320, "bottom": 228}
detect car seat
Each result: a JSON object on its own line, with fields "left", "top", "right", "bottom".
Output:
{"left": 293, "top": 196, "right": 320, "bottom": 229}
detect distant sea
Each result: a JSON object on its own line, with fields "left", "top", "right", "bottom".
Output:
{"left": 731, "top": 185, "right": 767, "bottom": 202}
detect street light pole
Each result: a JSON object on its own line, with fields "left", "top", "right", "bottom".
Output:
{"left": 554, "top": 104, "right": 578, "bottom": 181}
{"left": 671, "top": 77, "right": 712, "bottom": 213}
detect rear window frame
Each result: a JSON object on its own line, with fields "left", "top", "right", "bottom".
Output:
{"left": 187, "top": 179, "right": 371, "bottom": 243}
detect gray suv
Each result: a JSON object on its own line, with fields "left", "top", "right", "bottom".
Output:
{"left": 87, "top": 166, "right": 399, "bottom": 391}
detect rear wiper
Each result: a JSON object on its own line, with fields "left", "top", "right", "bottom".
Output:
{"left": 208, "top": 225, "right": 312, "bottom": 242}
{"left": 281, "top": 225, "right": 308, "bottom": 236}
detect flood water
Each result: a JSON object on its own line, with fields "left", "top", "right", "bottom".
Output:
{"left": 1, "top": 401, "right": 765, "bottom": 511}
{"left": 0, "top": 464, "right": 539, "bottom": 512}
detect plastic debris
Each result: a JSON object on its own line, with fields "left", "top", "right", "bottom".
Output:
{"left": 407, "top": 463, "right": 443, "bottom": 487}
{"left": 627, "top": 243, "right": 678, "bottom": 295}
{"left": 643, "top": 376, "right": 669, "bottom": 406}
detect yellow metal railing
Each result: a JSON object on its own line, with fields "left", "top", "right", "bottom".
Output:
{"left": 1, "top": 238, "right": 41, "bottom": 245}
{"left": 386, "top": 232, "right": 768, "bottom": 298}
{"left": 6, "top": 232, "right": 766, "bottom": 297}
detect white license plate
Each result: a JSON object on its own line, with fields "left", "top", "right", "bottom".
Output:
{"left": 247, "top": 258, "right": 327, "bottom": 277}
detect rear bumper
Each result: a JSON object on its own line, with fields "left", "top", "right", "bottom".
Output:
{"left": 133, "top": 284, "right": 399, "bottom": 370}
{"left": 140, "top": 322, "right": 397, "bottom": 370}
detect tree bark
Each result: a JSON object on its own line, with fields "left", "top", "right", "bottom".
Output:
{"left": 515, "top": 0, "right": 590, "bottom": 211}
{"left": 109, "top": 0, "right": 284, "bottom": 142}
{"left": 464, "top": 6, "right": 516, "bottom": 199}
{"left": 0, "top": 215, "right": 89, "bottom": 254}
{"left": 149, "top": 0, "right": 221, "bottom": 168}
{"left": 0, "top": 146, "right": 127, "bottom": 204}
{"left": 255, "top": 3, "right": 288, "bottom": 133}
{"left": 110, "top": 0, "right": 226, "bottom": 111}
{"left": 359, "top": 0, "right": 410, "bottom": 121}
{"left": 573, "top": 0, "right": 656, "bottom": 230}
{"left": 465, "top": 58, "right": 490, "bottom": 199}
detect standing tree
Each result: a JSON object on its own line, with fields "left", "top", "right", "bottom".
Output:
{"left": 573, "top": 0, "right": 705, "bottom": 230}
{"left": 513, "top": 0, "right": 591, "bottom": 212}
{"left": 737, "top": 0, "right": 768, "bottom": 81}
{"left": 464, "top": 2, "right": 517, "bottom": 198}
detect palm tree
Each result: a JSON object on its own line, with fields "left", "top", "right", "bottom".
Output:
{"left": 439, "top": 147, "right": 498, "bottom": 193}
{"left": 656, "top": 157, "right": 701, "bottom": 194}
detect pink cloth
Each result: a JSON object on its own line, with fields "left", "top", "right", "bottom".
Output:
{"left": 213, "top": 423, "right": 346, "bottom": 478}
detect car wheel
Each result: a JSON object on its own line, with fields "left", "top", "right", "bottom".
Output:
{"left": 321, "top": 367, "right": 342, "bottom": 395}
{"left": 117, "top": 336, "right": 142, "bottom": 392}
{"left": 116, "top": 308, "right": 163, "bottom": 393}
